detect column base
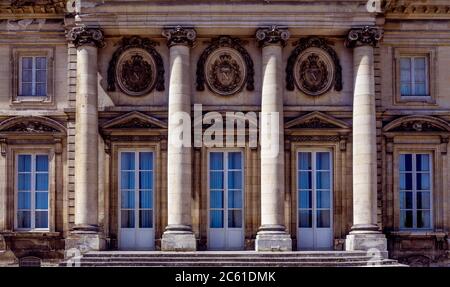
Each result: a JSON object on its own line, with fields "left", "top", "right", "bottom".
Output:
{"left": 345, "top": 232, "right": 388, "bottom": 258}
{"left": 65, "top": 228, "right": 106, "bottom": 257}
{"left": 161, "top": 225, "right": 196, "bottom": 251}
{"left": 255, "top": 225, "right": 292, "bottom": 251}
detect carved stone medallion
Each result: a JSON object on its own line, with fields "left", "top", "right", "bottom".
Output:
{"left": 205, "top": 48, "right": 246, "bottom": 96}
{"left": 294, "top": 48, "right": 334, "bottom": 96}
{"left": 115, "top": 48, "right": 157, "bottom": 97}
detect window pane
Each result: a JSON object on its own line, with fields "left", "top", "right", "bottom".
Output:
{"left": 18, "top": 192, "right": 31, "bottom": 209}
{"left": 399, "top": 154, "right": 412, "bottom": 171}
{"left": 316, "top": 152, "right": 330, "bottom": 170}
{"left": 400, "top": 210, "right": 413, "bottom": 228}
{"left": 299, "top": 210, "right": 312, "bottom": 228}
{"left": 228, "top": 171, "right": 242, "bottom": 189}
{"left": 18, "top": 174, "right": 31, "bottom": 191}
{"left": 121, "top": 210, "right": 135, "bottom": 228}
{"left": 400, "top": 58, "right": 411, "bottom": 70}
{"left": 299, "top": 171, "right": 311, "bottom": 189}
{"left": 416, "top": 154, "right": 429, "bottom": 171}
{"left": 210, "top": 152, "right": 223, "bottom": 170}
{"left": 139, "top": 190, "right": 152, "bottom": 209}
{"left": 36, "top": 69, "right": 47, "bottom": 83}
{"left": 414, "top": 57, "right": 425, "bottom": 70}
{"left": 35, "top": 173, "right": 48, "bottom": 191}
{"left": 399, "top": 173, "right": 412, "bottom": 190}
{"left": 317, "top": 210, "right": 331, "bottom": 228}
{"left": 400, "top": 83, "right": 411, "bottom": 96}
{"left": 139, "top": 210, "right": 152, "bottom": 228}
{"left": 35, "top": 192, "right": 48, "bottom": 209}
{"left": 228, "top": 210, "right": 242, "bottom": 228}
{"left": 415, "top": 83, "right": 426, "bottom": 96}
{"left": 35, "top": 211, "right": 48, "bottom": 228}
{"left": 21, "top": 83, "right": 33, "bottom": 96}
{"left": 36, "top": 57, "right": 47, "bottom": 69}
{"left": 228, "top": 189, "right": 242, "bottom": 209}
{"left": 210, "top": 171, "right": 223, "bottom": 189}
{"left": 22, "top": 57, "right": 32, "bottom": 69}
{"left": 400, "top": 191, "right": 413, "bottom": 209}
{"left": 121, "top": 152, "right": 135, "bottom": 170}
{"left": 17, "top": 211, "right": 31, "bottom": 229}
{"left": 22, "top": 68, "right": 32, "bottom": 82}
{"left": 228, "top": 152, "right": 242, "bottom": 169}
{"left": 121, "top": 171, "right": 135, "bottom": 189}
{"left": 210, "top": 190, "right": 223, "bottom": 209}
{"left": 210, "top": 210, "right": 223, "bottom": 228}
{"left": 36, "top": 83, "right": 47, "bottom": 97}
{"left": 416, "top": 173, "right": 430, "bottom": 190}
{"left": 18, "top": 155, "right": 31, "bottom": 172}
{"left": 35, "top": 155, "right": 48, "bottom": 172}
{"left": 316, "top": 171, "right": 330, "bottom": 189}
{"left": 417, "top": 210, "right": 431, "bottom": 229}
{"left": 317, "top": 190, "right": 330, "bottom": 209}
{"left": 298, "top": 152, "right": 311, "bottom": 170}
{"left": 298, "top": 190, "right": 312, "bottom": 209}
{"left": 417, "top": 192, "right": 431, "bottom": 209}
{"left": 139, "top": 171, "right": 152, "bottom": 190}
{"left": 121, "top": 190, "right": 134, "bottom": 209}
{"left": 139, "top": 152, "right": 152, "bottom": 170}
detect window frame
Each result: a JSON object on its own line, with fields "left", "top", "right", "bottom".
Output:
{"left": 18, "top": 56, "right": 48, "bottom": 97}
{"left": 399, "top": 56, "right": 429, "bottom": 97}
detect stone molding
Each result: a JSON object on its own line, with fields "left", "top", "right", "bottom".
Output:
{"left": 67, "top": 26, "right": 105, "bottom": 48}
{"left": 345, "top": 26, "right": 383, "bottom": 48}
{"left": 255, "top": 25, "right": 290, "bottom": 47}
{"left": 162, "top": 26, "right": 197, "bottom": 47}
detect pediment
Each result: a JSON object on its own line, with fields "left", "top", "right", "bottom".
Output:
{"left": 0, "top": 116, "right": 65, "bottom": 134}
{"left": 102, "top": 111, "right": 167, "bottom": 130}
{"left": 383, "top": 116, "right": 450, "bottom": 133}
{"left": 285, "top": 111, "right": 350, "bottom": 130}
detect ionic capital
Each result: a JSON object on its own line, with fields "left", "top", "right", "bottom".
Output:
{"left": 256, "top": 25, "right": 290, "bottom": 47}
{"left": 67, "top": 26, "right": 105, "bottom": 48}
{"left": 162, "top": 26, "right": 197, "bottom": 47}
{"left": 345, "top": 26, "right": 383, "bottom": 48}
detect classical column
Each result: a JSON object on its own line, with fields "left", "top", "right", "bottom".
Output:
{"left": 345, "top": 26, "right": 387, "bottom": 255}
{"left": 66, "top": 26, "right": 105, "bottom": 251}
{"left": 161, "top": 26, "right": 197, "bottom": 251}
{"left": 255, "top": 26, "right": 292, "bottom": 251}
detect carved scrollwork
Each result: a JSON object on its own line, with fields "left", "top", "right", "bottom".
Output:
{"left": 107, "top": 36, "right": 164, "bottom": 95}
{"left": 345, "top": 26, "right": 383, "bottom": 48}
{"left": 286, "top": 36, "right": 342, "bottom": 94}
{"left": 196, "top": 36, "right": 254, "bottom": 95}
{"left": 67, "top": 26, "right": 104, "bottom": 48}
{"left": 162, "top": 26, "right": 197, "bottom": 47}
{"left": 287, "top": 135, "right": 341, "bottom": 142}
{"left": 255, "top": 25, "right": 290, "bottom": 47}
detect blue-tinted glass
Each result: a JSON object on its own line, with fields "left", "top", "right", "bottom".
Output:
{"left": 121, "top": 190, "right": 135, "bottom": 209}
{"left": 400, "top": 154, "right": 412, "bottom": 171}
{"left": 210, "top": 190, "right": 223, "bottom": 208}
{"left": 416, "top": 154, "right": 429, "bottom": 171}
{"left": 21, "top": 83, "right": 32, "bottom": 96}
{"left": 22, "top": 68, "right": 32, "bottom": 82}
{"left": 22, "top": 57, "right": 32, "bottom": 69}
{"left": 228, "top": 171, "right": 242, "bottom": 189}
{"left": 317, "top": 210, "right": 331, "bottom": 228}
{"left": 35, "top": 192, "right": 48, "bottom": 209}
{"left": 36, "top": 69, "right": 46, "bottom": 83}
{"left": 121, "top": 152, "right": 135, "bottom": 170}
{"left": 298, "top": 152, "right": 311, "bottom": 170}
{"left": 35, "top": 174, "right": 48, "bottom": 191}
{"left": 36, "top": 57, "right": 47, "bottom": 69}
{"left": 139, "top": 171, "right": 152, "bottom": 189}
{"left": 36, "top": 83, "right": 46, "bottom": 96}
{"left": 228, "top": 189, "right": 242, "bottom": 209}
{"left": 316, "top": 171, "right": 330, "bottom": 189}
{"left": 35, "top": 155, "right": 48, "bottom": 172}
{"left": 228, "top": 152, "right": 242, "bottom": 169}
{"left": 299, "top": 171, "right": 311, "bottom": 189}
{"left": 210, "top": 152, "right": 223, "bottom": 170}
{"left": 18, "top": 192, "right": 31, "bottom": 209}
{"left": 17, "top": 211, "right": 31, "bottom": 229}
{"left": 121, "top": 210, "right": 135, "bottom": 228}
{"left": 210, "top": 210, "right": 223, "bottom": 228}
{"left": 35, "top": 211, "right": 48, "bottom": 228}
{"left": 139, "top": 210, "right": 152, "bottom": 228}
{"left": 298, "top": 190, "right": 312, "bottom": 209}
{"left": 316, "top": 152, "right": 330, "bottom": 170}
{"left": 139, "top": 190, "right": 152, "bottom": 209}
{"left": 417, "top": 192, "right": 431, "bottom": 209}
{"left": 417, "top": 173, "right": 430, "bottom": 190}
{"left": 400, "top": 58, "right": 411, "bottom": 70}
{"left": 139, "top": 152, "right": 153, "bottom": 170}
{"left": 18, "top": 174, "right": 31, "bottom": 191}
{"left": 18, "top": 155, "right": 31, "bottom": 172}
{"left": 317, "top": 190, "right": 330, "bottom": 209}
{"left": 417, "top": 210, "right": 431, "bottom": 229}
{"left": 401, "top": 83, "right": 411, "bottom": 96}
{"left": 415, "top": 83, "right": 426, "bottom": 96}
{"left": 400, "top": 210, "right": 413, "bottom": 229}
{"left": 400, "top": 191, "right": 413, "bottom": 209}
{"left": 299, "top": 210, "right": 312, "bottom": 228}
{"left": 121, "top": 171, "right": 135, "bottom": 189}
{"left": 228, "top": 210, "right": 242, "bottom": 228}
{"left": 210, "top": 171, "right": 223, "bottom": 189}
{"left": 400, "top": 173, "right": 412, "bottom": 190}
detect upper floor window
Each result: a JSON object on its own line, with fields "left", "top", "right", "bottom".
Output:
{"left": 400, "top": 56, "right": 428, "bottom": 97}
{"left": 19, "top": 56, "right": 47, "bottom": 97}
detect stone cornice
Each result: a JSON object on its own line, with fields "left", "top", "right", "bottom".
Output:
{"left": 256, "top": 25, "right": 290, "bottom": 47}
{"left": 67, "top": 25, "right": 104, "bottom": 48}
{"left": 0, "top": 0, "right": 66, "bottom": 16}
{"left": 384, "top": 0, "right": 450, "bottom": 19}
{"left": 345, "top": 26, "right": 383, "bottom": 48}
{"left": 162, "top": 26, "right": 197, "bottom": 47}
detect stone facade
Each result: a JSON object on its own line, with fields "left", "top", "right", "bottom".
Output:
{"left": 0, "top": 0, "right": 449, "bottom": 266}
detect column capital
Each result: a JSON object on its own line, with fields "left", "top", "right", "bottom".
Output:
{"left": 256, "top": 25, "right": 290, "bottom": 47}
{"left": 67, "top": 26, "right": 105, "bottom": 48}
{"left": 162, "top": 26, "right": 197, "bottom": 47}
{"left": 345, "top": 26, "right": 383, "bottom": 48}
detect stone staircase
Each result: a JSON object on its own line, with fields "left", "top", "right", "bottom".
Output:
{"left": 60, "top": 251, "right": 407, "bottom": 267}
